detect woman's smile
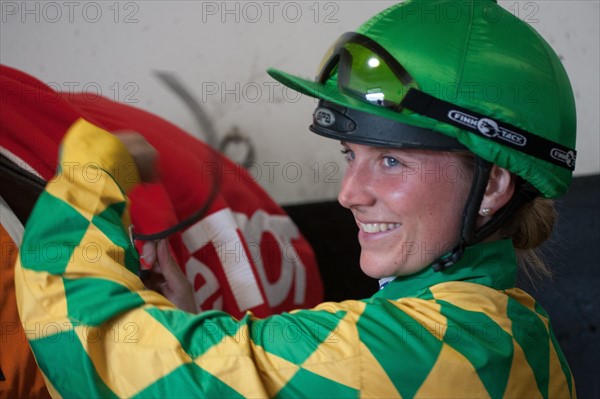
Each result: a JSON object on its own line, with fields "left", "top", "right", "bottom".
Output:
{"left": 358, "top": 221, "right": 402, "bottom": 234}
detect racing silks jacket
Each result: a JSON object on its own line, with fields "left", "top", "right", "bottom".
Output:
{"left": 15, "top": 120, "right": 576, "bottom": 398}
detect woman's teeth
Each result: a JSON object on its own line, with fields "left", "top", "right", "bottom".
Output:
{"left": 360, "top": 223, "right": 401, "bottom": 233}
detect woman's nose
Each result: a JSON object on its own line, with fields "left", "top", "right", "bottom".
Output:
{"left": 338, "top": 164, "right": 376, "bottom": 209}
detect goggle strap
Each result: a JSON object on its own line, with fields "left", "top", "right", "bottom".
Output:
{"left": 401, "top": 89, "right": 577, "bottom": 171}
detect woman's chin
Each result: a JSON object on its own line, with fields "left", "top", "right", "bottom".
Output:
{"left": 359, "top": 251, "right": 429, "bottom": 279}
{"left": 359, "top": 253, "right": 397, "bottom": 279}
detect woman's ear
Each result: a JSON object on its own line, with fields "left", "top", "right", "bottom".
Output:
{"left": 477, "top": 165, "right": 515, "bottom": 225}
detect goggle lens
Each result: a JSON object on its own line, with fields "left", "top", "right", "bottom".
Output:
{"left": 317, "top": 33, "right": 416, "bottom": 109}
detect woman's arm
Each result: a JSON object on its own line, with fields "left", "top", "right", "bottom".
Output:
{"left": 14, "top": 118, "right": 361, "bottom": 398}
{"left": 14, "top": 119, "right": 204, "bottom": 397}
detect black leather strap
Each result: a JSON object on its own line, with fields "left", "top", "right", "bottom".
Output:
{"left": 401, "top": 88, "right": 577, "bottom": 171}
{"left": 0, "top": 153, "right": 46, "bottom": 225}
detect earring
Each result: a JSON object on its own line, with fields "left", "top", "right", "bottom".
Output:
{"left": 479, "top": 207, "right": 491, "bottom": 216}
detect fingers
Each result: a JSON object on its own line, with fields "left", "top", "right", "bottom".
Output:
{"left": 140, "top": 239, "right": 197, "bottom": 313}
{"left": 155, "top": 240, "right": 198, "bottom": 313}
{"left": 156, "top": 239, "right": 182, "bottom": 281}
{"left": 141, "top": 241, "right": 157, "bottom": 269}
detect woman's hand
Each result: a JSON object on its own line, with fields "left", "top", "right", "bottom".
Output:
{"left": 114, "top": 133, "right": 196, "bottom": 312}
{"left": 141, "top": 240, "right": 198, "bottom": 314}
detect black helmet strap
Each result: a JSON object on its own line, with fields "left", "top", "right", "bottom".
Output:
{"left": 461, "top": 157, "right": 493, "bottom": 245}
{"left": 432, "top": 157, "right": 539, "bottom": 272}
{"left": 431, "top": 156, "right": 491, "bottom": 271}
{"left": 401, "top": 88, "right": 577, "bottom": 171}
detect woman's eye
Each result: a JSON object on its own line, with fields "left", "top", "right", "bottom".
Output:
{"left": 383, "top": 156, "right": 400, "bottom": 167}
{"left": 341, "top": 148, "right": 355, "bottom": 162}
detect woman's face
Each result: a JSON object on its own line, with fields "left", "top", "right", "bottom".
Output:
{"left": 338, "top": 142, "right": 472, "bottom": 278}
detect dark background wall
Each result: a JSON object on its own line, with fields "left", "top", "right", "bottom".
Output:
{"left": 285, "top": 174, "right": 600, "bottom": 399}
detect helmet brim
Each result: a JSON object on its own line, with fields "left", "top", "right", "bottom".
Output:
{"left": 267, "top": 67, "right": 437, "bottom": 132}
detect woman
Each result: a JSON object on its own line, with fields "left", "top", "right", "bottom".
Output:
{"left": 16, "top": 0, "right": 576, "bottom": 397}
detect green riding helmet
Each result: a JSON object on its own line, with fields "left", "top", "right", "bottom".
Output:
{"left": 268, "top": 0, "right": 577, "bottom": 200}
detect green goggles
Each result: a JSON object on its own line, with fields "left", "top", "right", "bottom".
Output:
{"left": 317, "top": 32, "right": 418, "bottom": 109}
{"left": 314, "top": 32, "right": 577, "bottom": 171}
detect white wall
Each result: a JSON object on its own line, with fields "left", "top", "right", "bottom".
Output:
{"left": 1, "top": 1, "right": 598, "bottom": 205}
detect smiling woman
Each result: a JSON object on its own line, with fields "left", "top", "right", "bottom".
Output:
{"left": 15, "top": 0, "right": 578, "bottom": 397}
{"left": 338, "top": 144, "right": 474, "bottom": 278}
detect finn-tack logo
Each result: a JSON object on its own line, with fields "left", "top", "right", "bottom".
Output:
{"left": 448, "top": 110, "right": 527, "bottom": 147}
{"left": 550, "top": 148, "right": 576, "bottom": 168}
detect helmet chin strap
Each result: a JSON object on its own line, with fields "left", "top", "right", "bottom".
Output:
{"left": 431, "top": 157, "right": 491, "bottom": 272}
{"left": 431, "top": 157, "right": 538, "bottom": 272}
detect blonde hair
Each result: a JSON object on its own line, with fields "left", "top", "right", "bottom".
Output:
{"left": 502, "top": 196, "right": 557, "bottom": 282}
